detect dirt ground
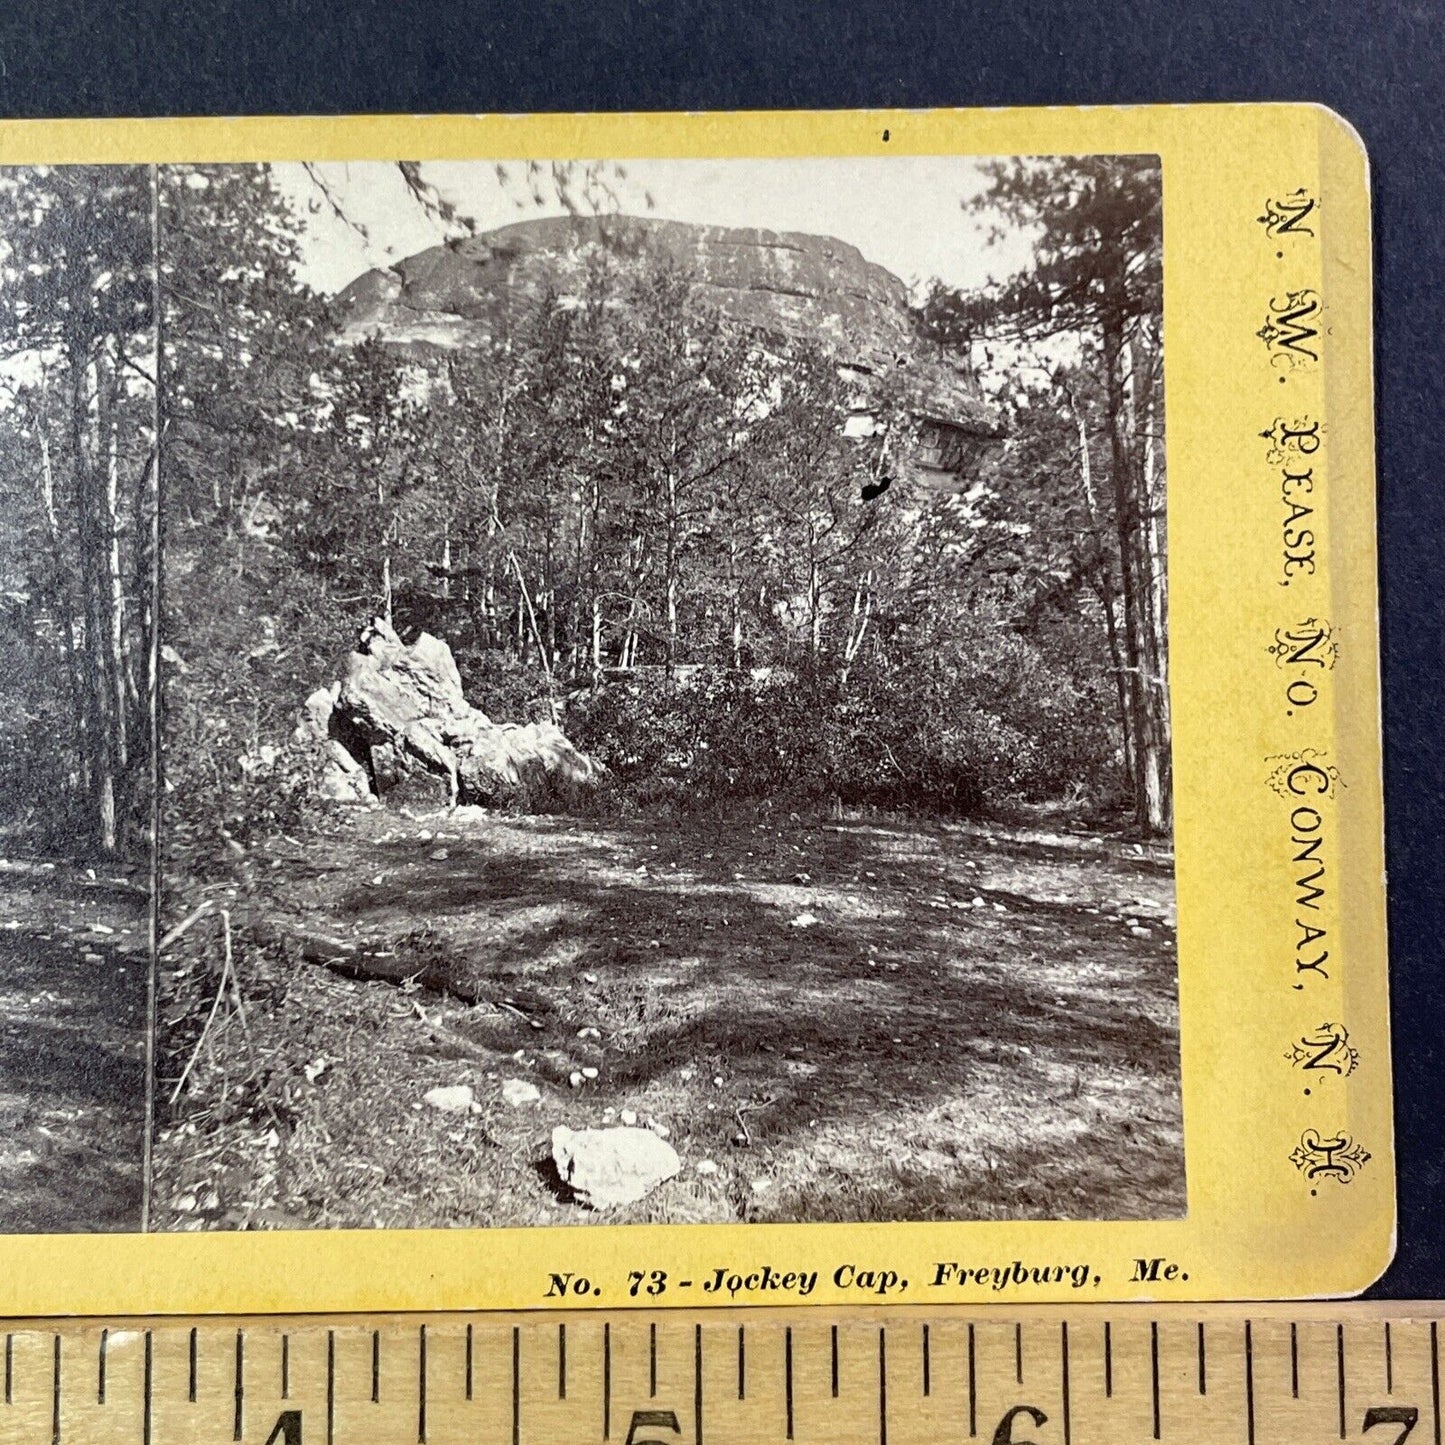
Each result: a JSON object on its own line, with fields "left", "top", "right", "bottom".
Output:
{"left": 154, "top": 804, "right": 1185, "bottom": 1230}
{"left": 0, "top": 854, "right": 148, "bottom": 1232}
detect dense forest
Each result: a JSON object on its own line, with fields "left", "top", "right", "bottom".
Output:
{"left": 0, "top": 155, "right": 1167, "bottom": 858}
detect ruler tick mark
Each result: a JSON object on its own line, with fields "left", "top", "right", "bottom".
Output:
{"left": 558, "top": 1323, "right": 566, "bottom": 1400}
{"left": 786, "top": 1327, "right": 795, "bottom": 1440}
{"left": 1198, "top": 1323, "right": 1207, "bottom": 1395}
{"left": 51, "top": 1334, "right": 60, "bottom": 1445}
{"left": 832, "top": 1325, "right": 839, "bottom": 1399}
{"left": 1246, "top": 1321, "right": 1256, "bottom": 1445}
{"left": 1105, "top": 1321, "right": 1113, "bottom": 1397}
{"left": 923, "top": 1324, "right": 930, "bottom": 1397}
{"left": 738, "top": 1326, "right": 745, "bottom": 1399}
{"left": 419, "top": 1325, "right": 428, "bottom": 1443}
{"left": 372, "top": 1329, "right": 381, "bottom": 1403}
{"left": 98, "top": 1327, "right": 108, "bottom": 1404}
{"left": 512, "top": 1327, "right": 521, "bottom": 1445}
{"left": 188, "top": 1327, "right": 197, "bottom": 1403}
{"left": 1291, "top": 1322, "right": 1299, "bottom": 1399}
{"left": 879, "top": 1328, "right": 889, "bottom": 1445}
{"left": 603, "top": 1323, "right": 611, "bottom": 1440}
{"left": 466, "top": 1323, "right": 474, "bottom": 1402}
{"left": 143, "top": 1331, "right": 152, "bottom": 1445}
{"left": 326, "top": 1330, "right": 335, "bottom": 1445}
{"left": 1062, "top": 1323, "right": 1072, "bottom": 1445}
{"left": 234, "top": 1329, "right": 244, "bottom": 1442}
{"left": 1151, "top": 1322, "right": 1161, "bottom": 1440}
{"left": 1385, "top": 1322, "right": 1393, "bottom": 1395}
{"left": 695, "top": 1324, "right": 704, "bottom": 1445}
{"left": 1431, "top": 1321, "right": 1440, "bottom": 1445}
{"left": 967, "top": 1324, "right": 976, "bottom": 1436}
{"left": 4, "top": 1333, "right": 10, "bottom": 1405}
{"left": 1016, "top": 1323, "right": 1024, "bottom": 1385}
{"left": 281, "top": 1333, "right": 290, "bottom": 1399}
{"left": 650, "top": 1322, "right": 657, "bottom": 1398}
{"left": 1337, "top": 1324, "right": 1347, "bottom": 1439}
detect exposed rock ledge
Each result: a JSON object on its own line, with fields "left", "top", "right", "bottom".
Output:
{"left": 333, "top": 214, "right": 1006, "bottom": 486}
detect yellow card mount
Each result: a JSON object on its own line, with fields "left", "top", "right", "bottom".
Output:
{"left": 1, "top": 1304, "right": 1439, "bottom": 1445}
{"left": 0, "top": 83, "right": 1405, "bottom": 1445}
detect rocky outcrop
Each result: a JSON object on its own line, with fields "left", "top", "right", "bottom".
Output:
{"left": 551, "top": 1124, "right": 681, "bottom": 1210}
{"left": 295, "top": 619, "right": 599, "bottom": 809}
{"left": 333, "top": 214, "right": 1004, "bottom": 489}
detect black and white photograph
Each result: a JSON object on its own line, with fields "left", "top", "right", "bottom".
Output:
{"left": 0, "top": 167, "right": 157, "bottom": 1232}
{"left": 0, "top": 153, "right": 1179, "bottom": 1233}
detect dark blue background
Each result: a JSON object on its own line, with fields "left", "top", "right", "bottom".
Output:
{"left": 0, "top": 0, "right": 1438, "bottom": 1297}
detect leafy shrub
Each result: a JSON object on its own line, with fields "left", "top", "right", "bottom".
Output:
{"left": 567, "top": 627, "right": 1121, "bottom": 817}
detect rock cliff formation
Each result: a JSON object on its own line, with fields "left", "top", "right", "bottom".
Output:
{"left": 333, "top": 214, "right": 1004, "bottom": 490}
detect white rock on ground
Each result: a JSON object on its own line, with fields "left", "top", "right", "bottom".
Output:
{"left": 501, "top": 1079, "right": 541, "bottom": 1107}
{"left": 551, "top": 1126, "right": 681, "bottom": 1210}
{"left": 423, "top": 1084, "right": 475, "bottom": 1113}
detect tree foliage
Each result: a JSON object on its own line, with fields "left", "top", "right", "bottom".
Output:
{"left": 923, "top": 155, "right": 1169, "bottom": 833}
{"left": 0, "top": 157, "right": 1168, "bottom": 857}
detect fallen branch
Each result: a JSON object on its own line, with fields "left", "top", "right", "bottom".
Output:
{"left": 169, "top": 907, "right": 233, "bottom": 1105}
{"left": 156, "top": 898, "right": 214, "bottom": 953}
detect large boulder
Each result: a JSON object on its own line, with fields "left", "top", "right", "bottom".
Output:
{"left": 298, "top": 619, "right": 599, "bottom": 809}
{"left": 455, "top": 719, "right": 597, "bottom": 808}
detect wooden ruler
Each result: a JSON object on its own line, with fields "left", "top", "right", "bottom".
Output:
{"left": 0, "top": 1303, "right": 1438, "bottom": 1445}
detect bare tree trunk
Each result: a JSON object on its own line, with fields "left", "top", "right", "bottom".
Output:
{"left": 34, "top": 403, "right": 88, "bottom": 803}
{"left": 508, "top": 551, "right": 555, "bottom": 702}
{"left": 840, "top": 570, "right": 873, "bottom": 685}
{"left": 571, "top": 486, "right": 588, "bottom": 677}
{"left": 1135, "top": 322, "right": 1170, "bottom": 759}
{"left": 806, "top": 520, "right": 823, "bottom": 664}
{"left": 102, "top": 389, "right": 130, "bottom": 769}
{"left": 1104, "top": 326, "right": 1166, "bottom": 835}
{"left": 588, "top": 472, "right": 603, "bottom": 681}
{"left": 543, "top": 519, "right": 557, "bottom": 668}
{"left": 1125, "top": 323, "right": 1169, "bottom": 831}
{"left": 620, "top": 600, "right": 638, "bottom": 670}
{"left": 664, "top": 443, "right": 680, "bottom": 676}
{"left": 1067, "top": 388, "right": 1135, "bottom": 791}
{"left": 728, "top": 536, "right": 742, "bottom": 670}
{"left": 71, "top": 345, "right": 117, "bottom": 853}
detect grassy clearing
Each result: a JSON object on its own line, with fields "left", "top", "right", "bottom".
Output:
{"left": 154, "top": 804, "right": 1184, "bottom": 1229}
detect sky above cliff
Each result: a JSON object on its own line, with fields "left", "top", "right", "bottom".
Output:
{"left": 275, "top": 157, "right": 1039, "bottom": 299}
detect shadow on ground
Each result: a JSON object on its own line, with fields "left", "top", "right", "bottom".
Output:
{"left": 0, "top": 861, "right": 147, "bottom": 1232}
{"left": 157, "top": 806, "right": 1184, "bottom": 1230}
